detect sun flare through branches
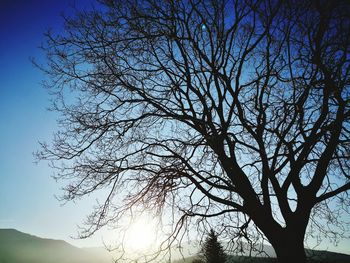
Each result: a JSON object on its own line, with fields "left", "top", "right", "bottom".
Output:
{"left": 123, "top": 217, "right": 158, "bottom": 252}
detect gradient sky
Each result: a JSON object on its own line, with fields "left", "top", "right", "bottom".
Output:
{"left": 0, "top": 0, "right": 349, "bottom": 254}
{"left": 0, "top": 0, "right": 111, "bottom": 247}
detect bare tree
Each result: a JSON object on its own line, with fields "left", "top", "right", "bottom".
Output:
{"left": 36, "top": 0, "right": 350, "bottom": 262}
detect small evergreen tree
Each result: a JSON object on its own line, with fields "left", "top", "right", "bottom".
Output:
{"left": 200, "top": 229, "right": 227, "bottom": 263}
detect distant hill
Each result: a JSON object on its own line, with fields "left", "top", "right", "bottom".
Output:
{"left": 174, "top": 251, "right": 350, "bottom": 263}
{"left": 0, "top": 229, "right": 112, "bottom": 263}
{"left": 172, "top": 241, "right": 350, "bottom": 263}
{"left": 305, "top": 249, "right": 350, "bottom": 263}
{"left": 1, "top": 229, "right": 350, "bottom": 263}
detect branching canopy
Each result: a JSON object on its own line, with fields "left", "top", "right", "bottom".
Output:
{"left": 36, "top": 0, "right": 350, "bottom": 260}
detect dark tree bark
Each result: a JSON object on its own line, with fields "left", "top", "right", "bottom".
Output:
{"left": 35, "top": 0, "right": 350, "bottom": 262}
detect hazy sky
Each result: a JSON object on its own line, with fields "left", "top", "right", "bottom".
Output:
{"left": 0, "top": 0, "right": 349, "bottom": 255}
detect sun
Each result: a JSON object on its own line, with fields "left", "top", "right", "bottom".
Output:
{"left": 124, "top": 217, "right": 158, "bottom": 251}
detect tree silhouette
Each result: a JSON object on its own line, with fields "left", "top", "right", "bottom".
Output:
{"left": 36, "top": 0, "right": 350, "bottom": 262}
{"left": 200, "top": 229, "right": 227, "bottom": 263}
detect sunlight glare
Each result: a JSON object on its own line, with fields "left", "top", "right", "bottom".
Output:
{"left": 124, "top": 217, "right": 158, "bottom": 251}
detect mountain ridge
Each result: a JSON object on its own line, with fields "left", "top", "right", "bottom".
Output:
{"left": 0, "top": 228, "right": 69, "bottom": 243}
{"left": 0, "top": 229, "right": 112, "bottom": 263}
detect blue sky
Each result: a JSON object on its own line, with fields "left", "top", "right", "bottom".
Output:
{"left": 0, "top": 0, "right": 350, "bottom": 255}
{"left": 0, "top": 0, "right": 109, "bottom": 247}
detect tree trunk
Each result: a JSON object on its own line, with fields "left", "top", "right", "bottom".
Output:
{"left": 269, "top": 229, "right": 307, "bottom": 263}
{"left": 250, "top": 204, "right": 310, "bottom": 263}
{"left": 272, "top": 239, "right": 306, "bottom": 263}
{"left": 254, "top": 216, "right": 308, "bottom": 263}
